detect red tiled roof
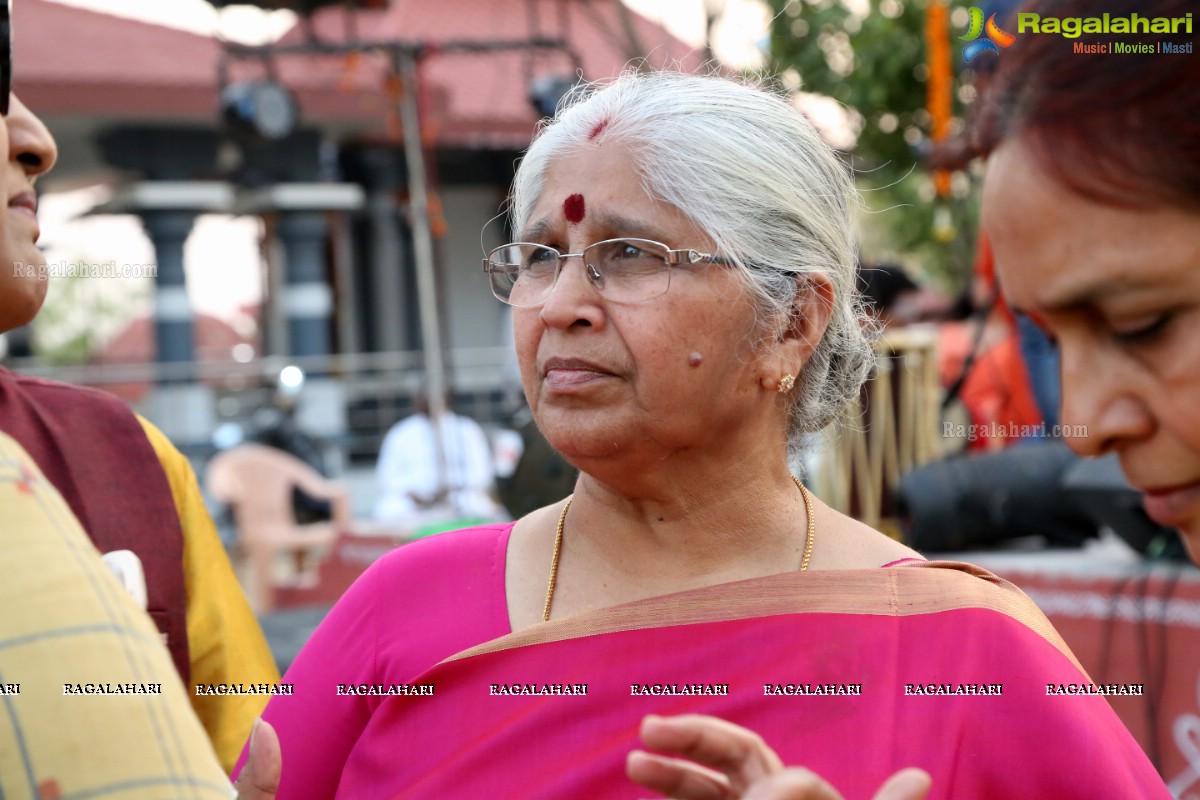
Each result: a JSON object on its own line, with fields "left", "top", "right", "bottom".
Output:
{"left": 15, "top": 0, "right": 222, "bottom": 118}
{"left": 274, "top": 0, "right": 705, "bottom": 147}
{"left": 90, "top": 313, "right": 253, "bottom": 403}
{"left": 15, "top": 0, "right": 702, "bottom": 148}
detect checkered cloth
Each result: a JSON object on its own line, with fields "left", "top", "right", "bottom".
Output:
{"left": 0, "top": 433, "right": 233, "bottom": 799}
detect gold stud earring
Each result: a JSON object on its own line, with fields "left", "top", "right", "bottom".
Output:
{"left": 777, "top": 373, "right": 796, "bottom": 393}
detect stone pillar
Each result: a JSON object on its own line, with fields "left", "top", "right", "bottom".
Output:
{"left": 142, "top": 211, "right": 197, "bottom": 372}
{"left": 276, "top": 211, "right": 333, "bottom": 359}
{"left": 89, "top": 182, "right": 232, "bottom": 448}
{"left": 236, "top": 184, "right": 365, "bottom": 467}
{"left": 357, "top": 146, "right": 410, "bottom": 354}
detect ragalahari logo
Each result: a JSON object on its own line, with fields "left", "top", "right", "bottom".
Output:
{"left": 960, "top": 7, "right": 1016, "bottom": 63}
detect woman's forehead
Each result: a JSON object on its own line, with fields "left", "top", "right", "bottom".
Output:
{"left": 984, "top": 142, "right": 1200, "bottom": 311}
{"left": 525, "top": 149, "right": 705, "bottom": 243}
{"left": 520, "top": 210, "right": 676, "bottom": 246}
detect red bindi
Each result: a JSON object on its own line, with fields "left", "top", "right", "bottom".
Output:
{"left": 588, "top": 119, "right": 609, "bottom": 140}
{"left": 563, "top": 193, "right": 586, "bottom": 224}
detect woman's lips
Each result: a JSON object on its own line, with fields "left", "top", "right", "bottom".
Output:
{"left": 1140, "top": 480, "right": 1200, "bottom": 528}
{"left": 542, "top": 359, "right": 612, "bottom": 390}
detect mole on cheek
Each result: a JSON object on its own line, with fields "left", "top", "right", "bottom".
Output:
{"left": 563, "top": 194, "right": 586, "bottom": 224}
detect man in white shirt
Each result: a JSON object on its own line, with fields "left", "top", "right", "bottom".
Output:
{"left": 373, "top": 394, "right": 506, "bottom": 525}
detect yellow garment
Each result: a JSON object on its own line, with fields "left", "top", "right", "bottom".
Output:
{"left": 0, "top": 432, "right": 233, "bottom": 799}
{"left": 138, "top": 417, "right": 281, "bottom": 774}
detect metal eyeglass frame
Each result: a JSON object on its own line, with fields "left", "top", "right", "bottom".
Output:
{"left": 481, "top": 237, "right": 730, "bottom": 307}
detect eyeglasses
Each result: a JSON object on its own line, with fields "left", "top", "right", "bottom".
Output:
{"left": 0, "top": 0, "right": 11, "bottom": 116}
{"left": 482, "top": 237, "right": 728, "bottom": 307}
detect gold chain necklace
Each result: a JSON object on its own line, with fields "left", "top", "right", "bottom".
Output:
{"left": 542, "top": 476, "right": 815, "bottom": 623}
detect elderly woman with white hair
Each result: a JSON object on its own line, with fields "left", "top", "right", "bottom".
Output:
{"left": 235, "top": 70, "right": 1168, "bottom": 799}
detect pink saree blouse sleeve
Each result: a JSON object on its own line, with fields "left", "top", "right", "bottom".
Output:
{"left": 231, "top": 523, "right": 513, "bottom": 797}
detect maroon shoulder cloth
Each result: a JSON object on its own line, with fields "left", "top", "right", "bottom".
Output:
{"left": 0, "top": 366, "right": 190, "bottom": 682}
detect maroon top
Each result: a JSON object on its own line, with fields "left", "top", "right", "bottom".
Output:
{"left": 0, "top": 366, "right": 189, "bottom": 682}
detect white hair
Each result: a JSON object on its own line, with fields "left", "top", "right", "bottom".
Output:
{"left": 511, "top": 69, "right": 875, "bottom": 455}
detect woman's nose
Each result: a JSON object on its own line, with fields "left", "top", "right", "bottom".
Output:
{"left": 1059, "top": 346, "right": 1153, "bottom": 458}
{"left": 538, "top": 256, "right": 606, "bottom": 329}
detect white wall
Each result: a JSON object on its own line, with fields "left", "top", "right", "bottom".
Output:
{"left": 439, "top": 185, "right": 511, "bottom": 353}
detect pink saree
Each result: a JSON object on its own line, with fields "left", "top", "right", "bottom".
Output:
{"left": 321, "top": 560, "right": 1167, "bottom": 798}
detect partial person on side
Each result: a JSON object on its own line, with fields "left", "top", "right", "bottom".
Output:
{"left": 0, "top": 38, "right": 277, "bottom": 773}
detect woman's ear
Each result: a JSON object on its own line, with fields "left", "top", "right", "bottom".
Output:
{"left": 758, "top": 272, "right": 835, "bottom": 392}
{"left": 781, "top": 272, "right": 835, "bottom": 362}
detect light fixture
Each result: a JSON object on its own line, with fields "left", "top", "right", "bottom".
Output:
{"left": 220, "top": 79, "right": 300, "bottom": 142}
{"left": 277, "top": 365, "right": 306, "bottom": 397}
{"left": 528, "top": 74, "right": 581, "bottom": 119}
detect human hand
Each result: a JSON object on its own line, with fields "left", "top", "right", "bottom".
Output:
{"left": 234, "top": 718, "right": 281, "bottom": 800}
{"left": 627, "top": 714, "right": 931, "bottom": 800}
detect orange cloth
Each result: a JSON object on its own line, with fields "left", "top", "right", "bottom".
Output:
{"left": 939, "top": 321, "right": 1043, "bottom": 450}
{"left": 975, "top": 232, "right": 1018, "bottom": 327}
{"left": 937, "top": 233, "right": 1042, "bottom": 449}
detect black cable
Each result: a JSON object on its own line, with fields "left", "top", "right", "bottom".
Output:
{"left": 940, "top": 287, "right": 999, "bottom": 412}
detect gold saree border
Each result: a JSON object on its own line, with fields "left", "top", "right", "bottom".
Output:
{"left": 440, "top": 561, "right": 1084, "bottom": 675}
